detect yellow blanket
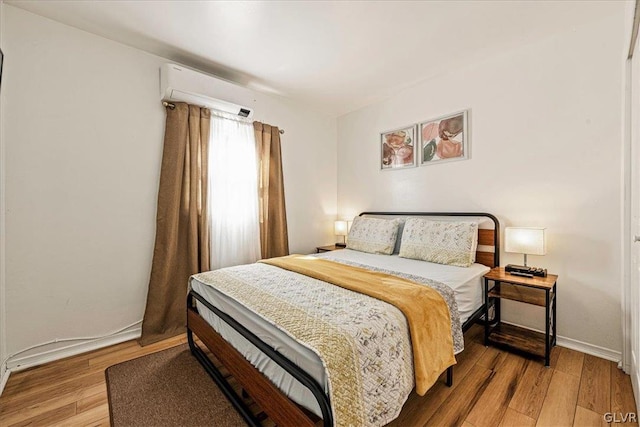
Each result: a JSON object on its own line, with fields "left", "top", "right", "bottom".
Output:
{"left": 259, "top": 255, "right": 456, "bottom": 395}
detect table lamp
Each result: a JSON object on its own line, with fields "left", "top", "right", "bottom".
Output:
{"left": 504, "top": 227, "right": 547, "bottom": 277}
{"left": 334, "top": 220, "right": 348, "bottom": 247}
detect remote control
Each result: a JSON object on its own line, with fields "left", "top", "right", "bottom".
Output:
{"left": 509, "top": 271, "right": 534, "bottom": 278}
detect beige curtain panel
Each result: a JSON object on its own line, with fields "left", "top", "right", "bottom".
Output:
{"left": 254, "top": 122, "right": 289, "bottom": 259}
{"left": 140, "top": 103, "right": 211, "bottom": 346}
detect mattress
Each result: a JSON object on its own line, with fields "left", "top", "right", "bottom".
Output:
{"left": 190, "top": 249, "right": 489, "bottom": 417}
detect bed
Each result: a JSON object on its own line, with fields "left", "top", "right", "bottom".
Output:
{"left": 186, "top": 212, "right": 500, "bottom": 427}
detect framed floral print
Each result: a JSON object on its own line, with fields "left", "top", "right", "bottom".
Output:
{"left": 419, "top": 110, "right": 469, "bottom": 166}
{"left": 380, "top": 125, "right": 416, "bottom": 170}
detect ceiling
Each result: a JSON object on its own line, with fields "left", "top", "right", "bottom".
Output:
{"left": 7, "top": 0, "right": 617, "bottom": 116}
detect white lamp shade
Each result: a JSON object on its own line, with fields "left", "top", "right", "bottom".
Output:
{"left": 334, "top": 220, "right": 348, "bottom": 236}
{"left": 505, "top": 227, "right": 547, "bottom": 255}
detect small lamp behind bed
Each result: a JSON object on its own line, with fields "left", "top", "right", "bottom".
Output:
{"left": 334, "top": 220, "right": 348, "bottom": 247}
{"left": 504, "top": 227, "right": 547, "bottom": 277}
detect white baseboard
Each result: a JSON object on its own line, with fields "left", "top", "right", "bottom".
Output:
{"left": 502, "top": 321, "right": 622, "bottom": 363}
{"left": 0, "top": 363, "right": 9, "bottom": 397}
{"left": 6, "top": 327, "right": 141, "bottom": 373}
{"left": 556, "top": 335, "right": 622, "bottom": 363}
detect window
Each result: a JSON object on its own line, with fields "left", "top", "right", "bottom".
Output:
{"left": 208, "top": 113, "right": 261, "bottom": 269}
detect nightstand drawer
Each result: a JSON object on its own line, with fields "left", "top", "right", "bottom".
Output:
{"left": 488, "top": 283, "right": 552, "bottom": 307}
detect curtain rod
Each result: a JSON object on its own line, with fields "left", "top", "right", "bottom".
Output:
{"left": 163, "top": 101, "right": 285, "bottom": 134}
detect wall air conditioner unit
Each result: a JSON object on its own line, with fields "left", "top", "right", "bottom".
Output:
{"left": 160, "top": 63, "right": 254, "bottom": 118}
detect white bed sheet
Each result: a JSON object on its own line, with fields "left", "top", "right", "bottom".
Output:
{"left": 318, "top": 249, "right": 490, "bottom": 324}
{"left": 190, "top": 249, "right": 490, "bottom": 418}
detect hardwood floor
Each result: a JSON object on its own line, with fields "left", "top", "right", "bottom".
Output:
{"left": 0, "top": 325, "right": 636, "bottom": 427}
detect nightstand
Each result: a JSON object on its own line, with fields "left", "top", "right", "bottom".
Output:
{"left": 483, "top": 267, "right": 558, "bottom": 366}
{"left": 316, "top": 245, "right": 345, "bottom": 253}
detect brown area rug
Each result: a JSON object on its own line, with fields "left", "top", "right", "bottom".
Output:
{"left": 105, "top": 344, "right": 247, "bottom": 426}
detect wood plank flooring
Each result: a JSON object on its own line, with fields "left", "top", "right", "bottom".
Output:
{"left": 0, "top": 324, "right": 636, "bottom": 427}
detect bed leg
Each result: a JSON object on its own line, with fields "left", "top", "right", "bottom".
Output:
{"left": 446, "top": 366, "right": 453, "bottom": 387}
{"left": 187, "top": 293, "right": 197, "bottom": 355}
{"left": 187, "top": 328, "right": 195, "bottom": 354}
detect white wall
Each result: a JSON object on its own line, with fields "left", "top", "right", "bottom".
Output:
{"left": 337, "top": 5, "right": 626, "bottom": 354}
{"left": 2, "top": 5, "right": 336, "bottom": 364}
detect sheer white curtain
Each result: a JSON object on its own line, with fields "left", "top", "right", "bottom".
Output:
{"left": 208, "top": 113, "right": 261, "bottom": 270}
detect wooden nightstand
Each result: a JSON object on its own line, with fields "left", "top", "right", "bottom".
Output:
{"left": 483, "top": 267, "right": 558, "bottom": 366}
{"left": 316, "top": 245, "right": 345, "bottom": 253}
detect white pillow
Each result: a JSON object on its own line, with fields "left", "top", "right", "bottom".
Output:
{"left": 346, "top": 217, "right": 400, "bottom": 255}
{"left": 399, "top": 218, "right": 478, "bottom": 267}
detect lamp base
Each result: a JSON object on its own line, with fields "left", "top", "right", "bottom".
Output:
{"left": 505, "top": 264, "right": 547, "bottom": 277}
{"left": 335, "top": 242, "right": 346, "bottom": 248}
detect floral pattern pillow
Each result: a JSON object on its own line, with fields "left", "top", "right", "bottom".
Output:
{"left": 399, "top": 218, "right": 478, "bottom": 267}
{"left": 346, "top": 217, "right": 400, "bottom": 255}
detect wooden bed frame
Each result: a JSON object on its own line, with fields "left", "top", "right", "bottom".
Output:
{"left": 187, "top": 212, "right": 500, "bottom": 427}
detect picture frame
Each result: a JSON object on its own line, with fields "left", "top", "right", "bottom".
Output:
{"left": 380, "top": 125, "right": 417, "bottom": 170}
{"left": 419, "top": 109, "right": 469, "bottom": 166}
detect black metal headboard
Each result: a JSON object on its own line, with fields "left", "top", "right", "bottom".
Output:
{"left": 359, "top": 212, "right": 500, "bottom": 267}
